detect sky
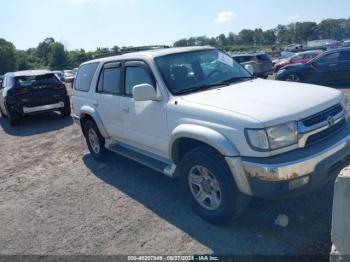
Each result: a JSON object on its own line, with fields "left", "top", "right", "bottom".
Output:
{"left": 0, "top": 0, "right": 350, "bottom": 51}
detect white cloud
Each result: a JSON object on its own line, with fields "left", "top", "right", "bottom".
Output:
{"left": 215, "top": 11, "right": 236, "bottom": 24}
{"left": 288, "top": 14, "right": 300, "bottom": 21}
{"left": 64, "top": 0, "right": 111, "bottom": 4}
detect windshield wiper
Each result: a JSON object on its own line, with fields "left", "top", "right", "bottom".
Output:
{"left": 220, "top": 76, "right": 254, "bottom": 85}
{"left": 174, "top": 83, "right": 228, "bottom": 95}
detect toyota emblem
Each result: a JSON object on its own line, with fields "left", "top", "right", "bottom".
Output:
{"left": 327, "top": 116, "right": 335, "bottom": 127}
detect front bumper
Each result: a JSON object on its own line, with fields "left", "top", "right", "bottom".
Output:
{"left": 227, "top": 120, "right": 350, "bottom": 199}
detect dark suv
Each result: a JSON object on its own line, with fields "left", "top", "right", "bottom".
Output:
{"left": 232, "top": 53, "right": 273, "bottom": 79}
{"left": 0, "top": 70, "right": 71, "bottom": 126}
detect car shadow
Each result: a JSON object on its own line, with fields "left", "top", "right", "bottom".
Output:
{"left": 0, "top": 112, "right": 73, "bottom": 137}
{"left": 83, "top": 152, "right": 348, "bottom": 255}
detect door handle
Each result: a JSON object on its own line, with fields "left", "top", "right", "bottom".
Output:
{"left": 121, "top": 106, "right": 129, "bottom": 113}
{"left": 92, "top": 100, "right": 99, "bottom": 107}
{"left": 329, "top": 63, "right": 338, "bottom": 67}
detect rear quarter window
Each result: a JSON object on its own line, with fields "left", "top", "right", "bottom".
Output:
{"left": 74, "top": 62, "right": 99, "bottom": 92}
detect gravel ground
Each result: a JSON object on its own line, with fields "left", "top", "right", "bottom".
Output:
{"left": 0, "top": 85, "right": 349, "bottom": 255}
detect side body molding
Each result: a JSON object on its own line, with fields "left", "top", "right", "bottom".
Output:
{"left": 79, "top": 106, "right": 110, "bottom": 138}
{"left": 169, "top": 124, "right": 240, "bottom": 161}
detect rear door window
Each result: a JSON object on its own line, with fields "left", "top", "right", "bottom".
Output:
{"left": 97, "top": 66, "right": 121, "bottom": 95}
{"left": 74, "top": 62, "right": 99, "bottom": 92}
{"left": 317, "top": 52, "right": 340, "bottom": 64}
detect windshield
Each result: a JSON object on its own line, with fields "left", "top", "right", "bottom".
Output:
{"left": 155, "top": 49, "right": 252, "bottom": 95}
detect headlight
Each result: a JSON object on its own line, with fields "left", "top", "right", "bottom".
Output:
{"left": 246, "top": 122, "right": 298, "bottom": 151}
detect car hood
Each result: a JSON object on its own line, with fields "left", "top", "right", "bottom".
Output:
{"left": 180, "top": 78, "right": 343, "bottom": 126}
{"left": 276, "top": 59, "right": 290, "bottom": 65}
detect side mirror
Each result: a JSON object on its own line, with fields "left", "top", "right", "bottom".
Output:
{"left": 244, "top": 64, "right": 254, "bottom": 75}
{"left": 133, "top": 83, "right": 157, "bottom": 101}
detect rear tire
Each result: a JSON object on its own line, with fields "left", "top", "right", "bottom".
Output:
{"left": 60, "top": 98, "right": 71, "bottom": 117}
{"left": 84, "top": 120, "right": 107, "bottom": 161}
{"left": 6, "top": 104, "right": 20, "bottom": 126}
{"left": 60, "top": 105, "right": 71, "bottom": 117}
{"left": 9, "top": 111, "right": 20, "bottom": 126}
{"left": 179, "top": 146, "right": 250, "bottom": 225}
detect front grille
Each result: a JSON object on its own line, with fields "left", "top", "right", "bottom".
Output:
{"left": 305, "top": 119, "right": 346, "bottom": 147}
{"left": 302, "top": 104, "right": 343, "bottom": 127}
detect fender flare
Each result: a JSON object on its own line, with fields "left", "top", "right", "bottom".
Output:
{"left": 169, "top": 124, "right": 239, "bottom": 163}
{"left": 79, "top": 106, "right": 110, "bottom": 138}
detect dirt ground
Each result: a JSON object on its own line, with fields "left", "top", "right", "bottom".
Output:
{"left": 0, "top": 84, "right": 350, "bottom": 255}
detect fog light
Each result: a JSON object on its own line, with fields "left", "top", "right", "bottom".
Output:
{"left": 289, "top": 176, "right": 310, "bottom": 191}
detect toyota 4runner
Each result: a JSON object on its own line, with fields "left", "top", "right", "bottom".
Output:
{"left": 72, "top": 47, "right": 350, "bottom": 224}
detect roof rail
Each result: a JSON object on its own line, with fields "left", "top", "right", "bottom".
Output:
{"left": 93, "top": 45, "right": 171, "bottom": 58}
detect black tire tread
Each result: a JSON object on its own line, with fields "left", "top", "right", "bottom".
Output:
{"left": 179, "top": 145, "right": 250, "bottom": 225}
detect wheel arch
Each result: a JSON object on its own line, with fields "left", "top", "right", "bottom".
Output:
{"left": 79, "top": 106, "right": 110, "bottom": 138}
{"left": 169, "top": 124, "right": 239, "bottom": 165}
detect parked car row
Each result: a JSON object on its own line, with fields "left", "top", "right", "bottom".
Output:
{"left": 0, "top": 70, "right": 71, "bottom": 126}
{"left": 52, "top": 68, "right": 79, "bottom": 84}
{"left": 274, "top": 50, "right": 323, "bottom": 73}
{"left": 276, "top": 47, "right": 350, "bottom": 86}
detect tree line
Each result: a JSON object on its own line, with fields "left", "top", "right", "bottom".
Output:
{"left": 1, "top": 18, "right": 350, "bottom": 75}
{"left": 174, "top": 18, "right": 350, "bottom": 47}
{"left": 0, "top": 37, "right": 124, "bottom": 75}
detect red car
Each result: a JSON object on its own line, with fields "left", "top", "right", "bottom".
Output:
{"left": 274, "top": 50, "right": 323, "bottom": 73}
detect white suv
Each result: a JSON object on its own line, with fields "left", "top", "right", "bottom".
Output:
{"left": 72, "top": 46, "right": 350, "bottom": 224}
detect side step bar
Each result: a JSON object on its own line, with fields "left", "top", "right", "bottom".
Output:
{"left": 107, "top": 144, "right": 176, "bottom": 178}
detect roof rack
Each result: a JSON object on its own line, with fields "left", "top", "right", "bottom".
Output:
{"left": 93, "top": 45, "right": 170, "bottom": 58}
{"left": 120, "top": 45, "right": 170, "bottom": 54}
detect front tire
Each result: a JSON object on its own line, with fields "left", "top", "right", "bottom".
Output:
{"left": 84, "top": 120, "right": 107, "bottom": 161}
{"left": 286, "top": 73, "right": 300, "bottom": 82}
{"left": 179, "top": 146, "right": 250, "bottom": 225}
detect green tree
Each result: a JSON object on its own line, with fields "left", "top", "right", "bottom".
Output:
{"left": 67, "top": 49, "right": 91, "bottom": 68}
{"left": 317, "top": 19, "right": 348, "bottom": 40}
{"left": 0, "top": 39, "right": 17, "bottom": 74}
{"left": 16, "top": 50, "right": 33, "bottom": 71}
{"left": 262, "top": 29, "right": 276, "bottom": 44}
{"left": 47, "top": 42, "right": 67, "bottom": 70}
{"left": 217, "top": 34, "right": 227, "bottom": 46}
{"left": 238, "top": 29, "right": 255, "bottom": 44}
{"left": 253, "top": 28, "right": 264, "bottom": 45}
{"left": 111, "top": 46, "right": 120, "bottom": 55}
{"left": 37, "top": 37, "right": 55, "bottom": 65}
